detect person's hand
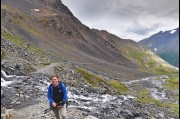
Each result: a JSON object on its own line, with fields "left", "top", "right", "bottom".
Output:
{"left": 52, "top": 102, "right": 57, "bottom": 107}
{"left": 62, "top": 101, "right": 66, "bottom": 105}
{"left": 57, "top": 105, "right": 62, "bottom": 108}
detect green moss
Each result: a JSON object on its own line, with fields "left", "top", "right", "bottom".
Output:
{"left": 128, "top": 50, "right": 145, "bottom": 65}
{"left": 1, "top": 4, "right": 14, "bottom": 12}
{"left": 173, "top": 95, "right": 179, "bottom": 101}
{"left": 164, "top": 74, "right": 179, "bottom": 90}
{"left": 76, "top": 67, "right": 129, "bottom": 95}
{"left": 76, "top": 67, "right": 106, "bottom": 87}
{"left": 1, "top": 31, "right": 25, "bottom": 46}
{"left": 5, "top": 114, "right": 13, "bottom": 119}
{"left": 38, "top": 17, "right": 49, "bottom": 23}
{"left": 165, "top": 103, "right": 179, "bottom": 117}
{"left": 108, "top": 80, "right": 129, "bottom": 94}
{"left": 134, "top": 87, "right": 179, "bottom": 117}
{"left": 134, "top": 88, "right": 164, "bottom": 107}
{"left": 42, "top": 61, "right": 52, "bottom": 65}
{"left": 1, "top": 49, "right": 6, "bottom": 60}
{"left": 28, "top": 46, "right": 46, "bottom": 55}
{"left": 2, "top": 30, "right": 51, "bottom": 58}
{"left": 163, "top": 73, "right": 179, "bottom": 117}
{"left": 120, "top": 47, "right": 177, "bottom": 76}
{"left": 1, "top": 30, "right": 54, "bottom": 64}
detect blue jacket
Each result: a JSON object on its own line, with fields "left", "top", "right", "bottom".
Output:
{"left": 47, "top": 82, "right": 67, "bottom": 107}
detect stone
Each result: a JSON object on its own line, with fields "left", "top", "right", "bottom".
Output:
{"left": 84, "top": 116, "right": 99, "bottom": 119}
{"left": 15, "top": 63, "right": 24, "bottom": 70}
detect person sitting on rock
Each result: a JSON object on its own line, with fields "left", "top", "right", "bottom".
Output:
{"left": 47, "top": 74, "right": 67, "bottom": 119}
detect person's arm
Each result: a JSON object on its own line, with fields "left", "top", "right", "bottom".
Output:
{"left": 62, "top": 84, "right": 67, "bottom": 102}
{"left": 47, "top": 86, "right": 54, "bottom": 106}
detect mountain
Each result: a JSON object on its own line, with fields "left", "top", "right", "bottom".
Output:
{"left": 1, "top": 0, "right": 177, "bottom": 79}
{"left": 139, "top": 28, "right": 179, "bottom": 68}
{"left": 1, "top": 0, "right": 179, "bottom": 119}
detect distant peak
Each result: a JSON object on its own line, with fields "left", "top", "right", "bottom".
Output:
{"left": 43, "top": 0, "right": 73, "bottom": 16}
{"left": 169, "top": 29, "right": 176, "bottom": 34}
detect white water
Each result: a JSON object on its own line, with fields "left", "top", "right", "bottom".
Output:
{"left": 125, "top": 75, "right": 168, "bottom": 85}
{"left": 149, "top": 88, "right": 168, "bottom": 100}
{"left": 1, "top": 70, "right": 25, "bottom": 79}
{"left": 68, "top": 91, "right": 100, "bottom": 102}
{"left": 1, "top": 70, "right": 17, "bottom": 79}
{"left": 43, "top": 80, "right": 51, "bottom": 86}
{"left": 124, "top": 77, "right": 151, "bottom": 85}
{"left": 1, "top": 70, "right": 25, "bottom": 87}
{"left": 1, "top": 70, "right": 14, "bottom": 87}
{"left": 100, "top": 94, "right": 117, "bottom": 103}
{"left": 1, "top": 77, "right": 13, "bottom": 87}
{"left": 2, "top": 70, "right": 173, "bottom": 111}
{"left": 69, "top": 105, "right": 95, "bottom": 110}
{"left": 151, "top": 79, "right": 165, "bottom": 88}
{"left": 66, "top": 90, "right": 136, "bottom": 111}
{"left": 124, "top": 75, "right": 171, "bottom": 101}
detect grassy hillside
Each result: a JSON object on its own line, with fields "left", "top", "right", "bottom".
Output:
{"left": 92, "top": 29, "right": 179, "bottom": 76}
{"left": 121, "top": 46, "right": 178, "bottom": 75}
{"left": 1, "top": 0, "right": 178, "bottom": 80}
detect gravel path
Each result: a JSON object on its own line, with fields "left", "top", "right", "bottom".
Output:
{"left": 36, "top": 63, "right": 59, "bottom": 75}
{"left": 10, "top": 96, "right": 98, "bottom": 119}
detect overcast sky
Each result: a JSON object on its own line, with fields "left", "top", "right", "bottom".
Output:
{"left": 61, "top": 0, "right": 179, "bottom": 42}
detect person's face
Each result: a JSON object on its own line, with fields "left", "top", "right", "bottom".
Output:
{"left": 51, "top": 76, "right": 58, "bottom": 87}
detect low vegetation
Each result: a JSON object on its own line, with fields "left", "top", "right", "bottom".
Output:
{"left": 3, "top": 114, "right": 13, "bottom": 119}
{"left": 76, "top": 67, "right": 129, "bottom": 95}
{"left": 2, "top": 31, "right": 25, "bottom": 46}
{"left": 2, "top": 29, "right": 49, "bottom": 56}
{"left": 1, "top": 49, "right": 6, "bottom": 60}
{"left": 121, "top": 47, "right": 178, "bottom": 75}
{"left": 134, "top": 88, "right": 164, "bottom": 107}
{"left": 164, "top": 73, "right": 179, "bottom": 91}
{"left": 108, "top": 80, "right": 129, "bottom": 95}
{"left": 134, "top": 86, "right": 179, "bottom": 117}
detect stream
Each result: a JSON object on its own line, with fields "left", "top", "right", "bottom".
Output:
{"left": 1, "top": 70, "right": 178, "bottom": 119}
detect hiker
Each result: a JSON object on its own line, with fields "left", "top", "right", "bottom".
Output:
{"left": 47, "top": 74, "right": 67, "bottom": 119}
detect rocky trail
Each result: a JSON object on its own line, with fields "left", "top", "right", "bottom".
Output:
{"left": 36, "top": 63, "right": 59, "bottom": 75}
{"left": 1, "top": 0, "right": 179, "bottom": 118}
{"left": 1, "top": 63, "right": 179, "bottom": 119}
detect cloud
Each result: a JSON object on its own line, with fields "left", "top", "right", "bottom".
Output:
{"left": 61, "top": 0, "right": 179, "bottom": 41}
{"left": 126, "top": 20, "right": 161, "bottom": 35}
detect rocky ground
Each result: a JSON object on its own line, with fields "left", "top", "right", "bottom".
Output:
{"left": 1, "top": 1, "right": 179, "bottom": 118}
{"left": 1, "top": 62, "right": 179, "bottom": 119}
{"left": 1, "top": 36, "right": 179, "bottom": 119}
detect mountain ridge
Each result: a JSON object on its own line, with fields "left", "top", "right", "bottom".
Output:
{"left": 1, "top": 0, "right": 178, "bottom": 79}
{"left": 1, "top": 0, "right": 179, "bottom": 119}
{"left": 139, "top": 27, "right": 179, "bottom": 68}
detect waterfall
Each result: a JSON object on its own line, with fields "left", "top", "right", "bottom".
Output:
{"left": 1, "top": 77, "right": 13, "bottom": 87}
{"left": 1, "top": 70, "right": 24, "bottom": 87}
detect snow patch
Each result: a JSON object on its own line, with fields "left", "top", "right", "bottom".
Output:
{"left": 169, "top": 29, "right": 176, "bottom": 34}
{"left": 31, "top": 9, "right": 40, "bottom": 12}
